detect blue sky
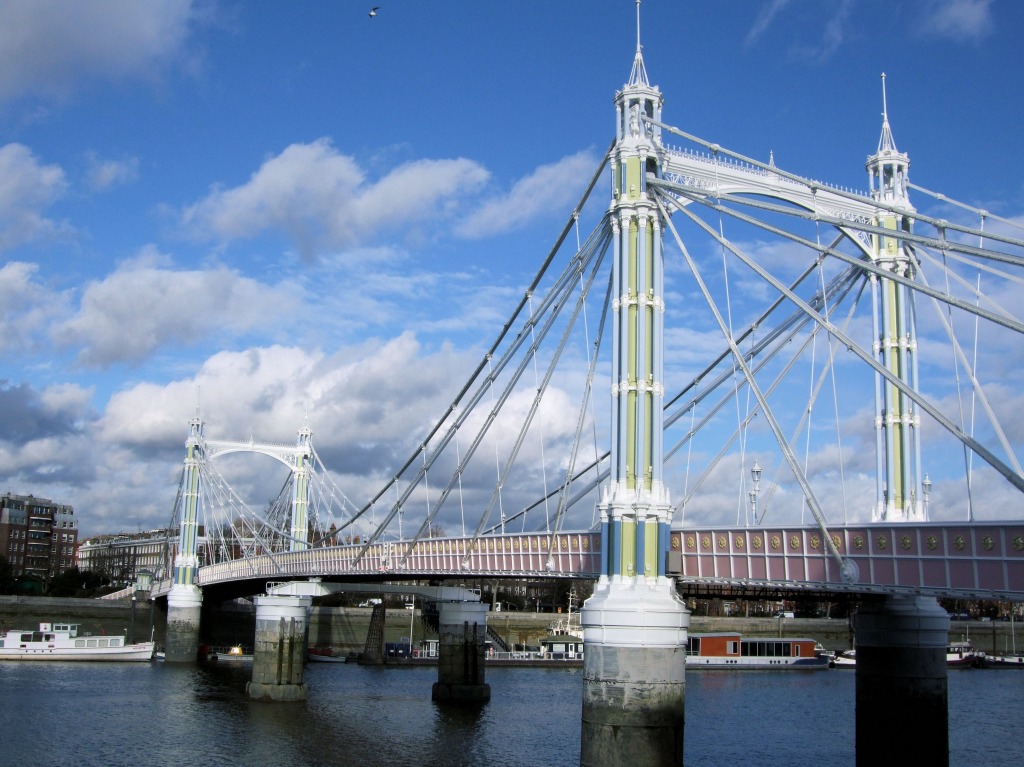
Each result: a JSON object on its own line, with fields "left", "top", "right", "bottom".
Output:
{"left": 1, "top": 0, "right": 1020, "bottom": 538}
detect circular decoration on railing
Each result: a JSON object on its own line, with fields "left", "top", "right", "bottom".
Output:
{"left": 686, "top": 535, "right": 696, "bottom": 550}
{"left": 831, "top": 535, "right": 842, "bottom": 550}
{"left": 901, "top": 535, "right": 912, "bottom": 550}
{"left": 876, "top": 535, "right": 887, "bottom": 550}
{"left": 528, "top": 538, "right": 535, "bottom": 551}
{"left": 671, "top": 534, "right": 681, "bottom": 550}
{"left": 926, "top": 536, "right": 938, "bottom": 550}
{"left": 571, "top": 538, "right": 578, "bottom": 550}
{"left": 752, "top": 535, "right": 763, "bottom": 550}
{"left": 513, "top": 539, "right": 520, "bottom": 551}
{"left": 444, "top": 541, "right": 450, "bottom": 552}
{"left": 982, "top": 536, "right": 994, "bottom": 551}
{"left": 853, "top": 536, "right": 864, "bottom": 550}
{"left": 701, "top": 535, "right": 711, "bottom": 550}
{"left": 770, "top": 535, "right": 781, "bottom": 550}
{"left": 954, "top": 536, "right": 965, "bottom": 551}
{"left": 734, "top": 535, "right": 745, "bottom": 549}
{"left": 789, "top": 535, "right": 800, "bottom": 550}
{"left": 541, "top": 538, "right": 548, "bottom": 551}
{"left": 582, "top": 537, "right": 590, "bottom": 550}
{"left": 504, "top": 539, "right": 511, "bottom": 551}
{"left": 1014, "top": 536, "right": 1024, "bottom": 552}
{"left": 561, "top": 537, "right": 569, "bottom": 550}
{"left": 717, "top": 535, "right": 727, "bottom": 549}
{"left": 810, "top": 535, "right": 820, "bottom": 550}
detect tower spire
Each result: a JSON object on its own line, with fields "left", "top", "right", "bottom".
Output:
{"left": 628, "top": 0, "right": 649, "bottom": 87}
{"left": 877, "top": 72, "right": 898, "bottom": 154}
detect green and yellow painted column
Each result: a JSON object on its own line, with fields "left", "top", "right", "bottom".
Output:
{"left": 580, "top": 27, "right": 689, "bottom": 766}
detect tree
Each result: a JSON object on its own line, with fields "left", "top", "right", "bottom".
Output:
{"left": 47, "top": 567, "right": 111, "bottom": 598}
{"left": 0, "top": 555, "right": 13, "bottom": 595}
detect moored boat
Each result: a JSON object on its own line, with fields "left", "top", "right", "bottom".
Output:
{"left": 946, "top": 639, "right": 980, "bottom": 668}
{"left": 979, "top": 652, "right": 1024, "bottom": 668}
{"left": 306, "top": 646, "right": 347, "bottom": 663}
{"left": 0, "top": 623, "right": 154, "bottom": 662}
{"left": 830, "top": 640, "right": 982, "bottom": 669}
{"left": 686, "top": 632, "right": 830, "bottom": 669}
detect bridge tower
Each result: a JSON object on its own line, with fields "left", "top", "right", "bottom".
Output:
{"left": 290, "top": 423, "right": 312, "bottom": 551}
{"left": 856, "top": 78, "right": 950, "bottom": 766}
{"left": 165, "top": 412, "right": 205, "bottom": 662}
{"left": 867, "top": 75, "right": 925, "bottom": 522}
{"left": 580, "top": 4, "right": 689, "bottom": 764}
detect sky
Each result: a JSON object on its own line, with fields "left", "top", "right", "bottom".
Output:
{"left": 1, "top": 0, "right": 1021, "bottom": 539}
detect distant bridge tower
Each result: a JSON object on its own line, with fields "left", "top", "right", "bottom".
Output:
{"left": 165, "top": 413, "right": 205, "bottom": 662}
{"left": 580, "top": 3, "right": 689, "bottom": 764}
{"left": 867, "top": 75, "right": 925, "bottom": 522}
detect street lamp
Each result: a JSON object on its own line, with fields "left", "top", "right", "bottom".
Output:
{"left": 922, "top": 474, "right": 932, "bottom": 518}
{"left": 405, "top": 600, "right": 415, "bottom": 656}
{"left": 750, "top": 461, "right": 762, "bottom": 525}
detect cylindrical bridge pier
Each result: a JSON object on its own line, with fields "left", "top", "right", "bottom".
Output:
{"left": 247, "top": 595, "right": 312, "bottom": 702}
{"left": 854, "top": 595, "right": 950, "bottom": 766}
{"left": 432, "top": 601, "right": 491, "bottom": 704}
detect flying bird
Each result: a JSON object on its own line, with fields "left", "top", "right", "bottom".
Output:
{"left": 369, "top": 6, "right": 379, "bottom": 17}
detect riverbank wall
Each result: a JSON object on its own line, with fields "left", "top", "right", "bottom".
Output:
{"left": 0, "top": 596, "right": 1017, "bottom": 656}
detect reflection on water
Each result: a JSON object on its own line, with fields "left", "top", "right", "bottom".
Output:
{"left": 0, "top": 660, "right": 1019, "bottom": 766}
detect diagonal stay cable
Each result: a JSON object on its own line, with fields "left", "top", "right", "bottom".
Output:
{"left": 655, "top": 188, "right": 1024, "bottom": 497}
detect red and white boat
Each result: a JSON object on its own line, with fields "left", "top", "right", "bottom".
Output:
{"left": 686, "top": 632, "right": 830, "bottom": 669}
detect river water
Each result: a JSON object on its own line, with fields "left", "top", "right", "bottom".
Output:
{"left": 0, "top": 660, "right": 1020, "bottom": 766}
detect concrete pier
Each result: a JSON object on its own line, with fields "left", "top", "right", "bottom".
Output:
{"left": 247, "top": 595, "right": 312, "bottom": 702}
{"left": 431, "top": 601, "right": 490, "bottom": 704}
{"left": 164, "top": 585, "right": 202, "bottom": 663}
{"left": 580, "top": 582, "right": 690, "bottom": 767}
{"left": 854, "top": 595, "right": 949, "bottom": 766}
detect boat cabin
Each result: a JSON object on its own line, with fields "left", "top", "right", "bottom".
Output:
{"left": 687, "top": 632, "right": 820, "bottom": 660}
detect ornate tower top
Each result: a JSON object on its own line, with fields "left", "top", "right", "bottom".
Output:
{"left": 867, "top": 73, "right": 912, "bottom": 208}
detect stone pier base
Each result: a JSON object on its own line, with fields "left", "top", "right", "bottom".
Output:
{"left": 854, "top": 595, "right": 949, "bottom": 767}
{"left": 580, "top": 580, "right": 689, "bottom": 767}
{"left": 164, "top": 585, "right": 203, "bottom": 663}
{"left": 247, "top": 595, "right": 312, "bottom": 702}
{"left": 432, "top": 601, "right": 490, "bottom": 704}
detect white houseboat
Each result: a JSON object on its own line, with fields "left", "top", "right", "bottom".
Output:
{"left": 0, "top": 623, "right": 154, "bottom": 662}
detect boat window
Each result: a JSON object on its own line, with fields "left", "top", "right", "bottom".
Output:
{"left": 86, "top": 639, "right": 97, "bottom": 648}
{"left": 111, "top": 638, "right": 122, "bottom": 647}
{"left": 75, "top": 640, "right": 85, "bottom": 648}
{"left": 98, "top": 639, "right": 108, "bottom": 648}
{"left": 726, "top": 641, "right": 738, "bottom": 655}
{"left": 687, "top": 637, "right": 700, "bottom": 654}
{"left": 20, "top": 633, "right": 32, "bottom": 642}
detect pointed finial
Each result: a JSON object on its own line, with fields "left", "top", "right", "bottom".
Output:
{"left": 881, "top": 72, "right": 890, "bottom": 123}
{"left": 636, "top": 0, "right": 642, "bottom": 55}
{"left": 628, "top": 0, "right": 649, "bottom": 86}
{"left": 877, "top": 72, "right": 897, "bottom": 154}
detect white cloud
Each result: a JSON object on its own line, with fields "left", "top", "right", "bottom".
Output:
{"left": 0, "top": 143, "right": 70, "bottom": 249}
{"left": 455, "top": 151, "right": 600, "bottom": 238}
{"left": 0, "top": 0, "right": 199, "bottom": 104}
{"left": 0, "top": 261, "right": 69, "bottom": 352}
{"left": 918, "top": 0, "right": 994, "bottom": 43}
{"left": 181, "top": 139, "right": 490, "bottom": 256}
{"left": 53, "top": 248, "right": 299, "bottom": 367}
{"left": 86, "top": 152, "right": 140, "bottom": 191}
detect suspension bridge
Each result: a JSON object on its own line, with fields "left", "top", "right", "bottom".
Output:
{"left": 144, "top": 4, "right": 1022, "bottom": 764}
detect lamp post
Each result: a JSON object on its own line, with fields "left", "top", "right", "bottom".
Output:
{"left": 406, "top": 600, "right": 415, "bottom": 656}
{"left": 922, "top": 474, "right": 932, "bottom": 519}
{"left": 750, "top": 461, "right": 762, "bottom": 525}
